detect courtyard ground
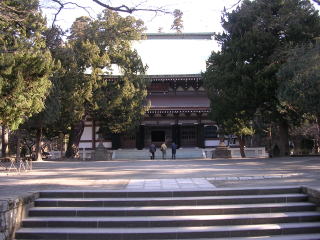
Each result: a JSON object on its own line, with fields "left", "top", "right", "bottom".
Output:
{"left": 0, "top": 156, "right": 319, "bottom": 199}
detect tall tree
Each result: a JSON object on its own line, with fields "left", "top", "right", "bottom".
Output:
{"left": 204, "top": 0, "right": 320, "bottom": 156}
{"left": 277, "top": 42, "right": 320, "bottom": 152}
{"left": 59, "top": 10, "right": 148, "bottom": 158}
{"left": 19, "top": 25, "right": 64, "bottom": 161}
{"left": 0, "top": 0, "right": 54, "bottom": 156}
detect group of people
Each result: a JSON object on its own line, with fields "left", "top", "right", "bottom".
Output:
{"left": 149, "top": 142, "right": 177, "bottom": 160}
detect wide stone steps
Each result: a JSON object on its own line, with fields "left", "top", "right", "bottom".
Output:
{"left": 14, "top": 222, "right": 320, "bottom": 239}
{"left": 22, "top": 212, "right": 320, "bottom": 228}
{"left": 28, "top": 202, "right": 316, "bottom": 217}
{"left": 33, "top": 193, "right": 308, "bottom": 207}
{"left": 37, "top": 186, "right": 302, "bottom": 198}
{"left": 113, "top": 148, "right": 205, "bottom": 160}
{"left": 15, "top": 186, "right": 320, "bottom": 240}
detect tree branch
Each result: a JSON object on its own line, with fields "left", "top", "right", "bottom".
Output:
{"left": 91, "top": 0, "right": 172, "bottom": 14}
{"left": 50, "top": 0, "right": 94, "bottom": 27}
{"left": 225, "top": 0, "right": 243, "bottom": 10}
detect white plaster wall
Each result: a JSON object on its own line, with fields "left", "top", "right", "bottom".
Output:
{"left": 79, "top": 142, "right": 92, "bottom": 149}
{"left": 205, "top": 140, "right": 220, "bottom": 147}
{"left": 102, "top": 142, "right": 112, "bottom": 148}
{"left": 80, "top": 127, "right": 92, "bottom": 141}
{"left": 179, "top": 120, "right": 197, "bottom": 124}
{"left": 95, "top": 126, "right": 100, "bottom": 140}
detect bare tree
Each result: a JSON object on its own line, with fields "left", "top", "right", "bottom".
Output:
{"left": 40, "top": 0, "right": 173, "bottom": 27}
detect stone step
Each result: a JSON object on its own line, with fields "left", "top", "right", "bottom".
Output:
{"left": 38, "top": 186, "right": 302, "bottom": 198}
{"left": 113, "top": 148, "right": 205, "bottom": 160}
{"left": 28, "top": 202, "right": 316, "bottom": 217}
{"left": 21, "top": 212, "right": 320, "bottom": 228}
{"left": 150, "top": 233, "right": 320, "bottom": 240}
{"left": 34, "top": 193, "right": 308, "bottom": 207}
{"left": 13, "top": 234, "right": 320, "bottom": 240}
{"left": 15, "top": 222, "right": 320, "bottom": 240}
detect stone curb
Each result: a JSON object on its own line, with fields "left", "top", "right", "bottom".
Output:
{"left": 206, "top": 174, "right": 302, "bottom": 181}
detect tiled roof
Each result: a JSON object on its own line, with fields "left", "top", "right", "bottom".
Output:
{"left": 146, "top": 95, "right": 210, "bottom": 113}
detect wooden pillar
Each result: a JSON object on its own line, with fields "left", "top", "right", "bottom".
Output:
{"left": 172, "top": 113, "right": 181, "bottom": 148}
{"left": 92, "top": 120, "right": 96, "bottom": 149}
{"left": 196, "top": 113, "right": 204, "bottom": 148}
{"left": 196, "top": 123, "right": 205, "bottom": 148}
{"left": 136, "top": 125, "right": 145, "bottom": 150}
{"left": 111, "top": 133, "right": 121, "bottom": 150}
{"left": 171, "top": 124, "right": 181, "bottom": 149}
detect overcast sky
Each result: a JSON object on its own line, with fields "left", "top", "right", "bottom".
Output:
{"left": 40, "top": 0, "right": 319, "bottom": 75}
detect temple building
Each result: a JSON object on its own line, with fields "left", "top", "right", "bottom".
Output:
{"left": 79, "top": 33, "right": 221, "bottom": 150}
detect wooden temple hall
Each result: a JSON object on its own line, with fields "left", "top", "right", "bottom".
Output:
{"left": 79, "top": 33, "right": 220, "bottom": 150}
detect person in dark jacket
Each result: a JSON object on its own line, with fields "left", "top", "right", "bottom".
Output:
{"left": 149, "top": 143, "right": 156, "bottom": 159}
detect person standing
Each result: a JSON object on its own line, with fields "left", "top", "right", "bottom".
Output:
{"left": 160, "top": 142, "right": 167, "bottom": 159}
{"left": 171, "top": 142, "right": 177, "bottom": 159}
{"left": 149, "top": 143, "right": 156, "bottom": 159}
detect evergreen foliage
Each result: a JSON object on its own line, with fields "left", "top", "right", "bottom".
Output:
{"left": 204, "top": 0, "right": 320, "bottom": 156}
{"left": 54, "top": 10, "right": 148, "bottom": 157}
{"left": 0, "top": 0, "right": 54, "bottom": 130}
{"left": 277, "top": 41, "right": 320, "bottom": 150}
{"left": 278, "top": 42, "right": 320, "bottom": 118}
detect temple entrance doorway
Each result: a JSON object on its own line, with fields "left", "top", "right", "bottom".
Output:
{"left": 151, "top": 131, "right": 165, "bottom": 143}
{"left": 120, "top": 134, "right": 136, "bottom": 148}
{"left": 181, "top": 126, "right": 197, "bottom": 147}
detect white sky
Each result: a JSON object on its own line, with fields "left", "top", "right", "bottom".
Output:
{"left": 40, "top": 0, "right": 320, "bottom": 75}
{"left": 40, "top": 0, "right": 241, "bottom": 75}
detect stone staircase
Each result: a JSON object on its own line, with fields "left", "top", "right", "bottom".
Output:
{"left": 15, "top": 186, "right": 320, "bottom": 240}
{"left": 113, "top": 148, "right": 205, "bottom": 160}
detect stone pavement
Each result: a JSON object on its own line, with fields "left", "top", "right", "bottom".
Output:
{"left": 126, "top": 178, "right": 215, "bottom": 190}
{"left": 0, "top": 156, "right": 320, "bottom": 199}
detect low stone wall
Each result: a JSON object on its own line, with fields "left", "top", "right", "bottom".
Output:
{"left": 205, "top": 147, "right": 268, "bottom": 159}
{"left": 49, "top": 150, "right": 114, "bottom": 160}
{"left": 0, "top": 193, "right": 38, "bottom": 240}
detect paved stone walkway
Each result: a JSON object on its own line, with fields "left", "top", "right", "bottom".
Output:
{"left": 125, "top": 174, "right": 302, "bottom": 190}
{"left": 0, "top": 156, "right": 320, "bottom": 199}
{"left": 126, "top": 178, "right": 215, "bottom": 190}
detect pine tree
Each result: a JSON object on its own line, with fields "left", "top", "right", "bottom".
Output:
{"left": 171, "top": 9, "right": 183, "bottom": 33}
{"left": 278, "top": 42, "right": 320, "bottom": 152}
{"left": 58, "top": 10, "right": 148, "bottom": 158}
{"left": 0, "top": 0, "right": 54, "bottom": 156}
{"left": 204, "top": 0, "right": 320, "bottom": 156}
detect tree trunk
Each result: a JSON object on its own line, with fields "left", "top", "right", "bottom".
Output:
{"left": 1, "top": 125, "right": 9, "bottom": 158}
{"left": 16, "top": 130, "right": 21, "bottom": 161}
{"left": 59, "top": 132, "right": 65, "bottom": 159}
{"left": 278, "top": 120, "right": 290, "bottom": 157}
{"left": 66, "top": 120, "right": 85, "bottom": 158}
{"left": 238, "top": 135, "right": 246, "bottom": 158}
{"left": 35, "top": 127, "right": 43, "bottom": 161}
{"left": 315, "top": 114, "right": 320, "bottom": 154}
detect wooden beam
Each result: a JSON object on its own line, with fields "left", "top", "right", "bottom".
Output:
{"left": 144, "top": 32, "right": 214, "bottom": 40}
